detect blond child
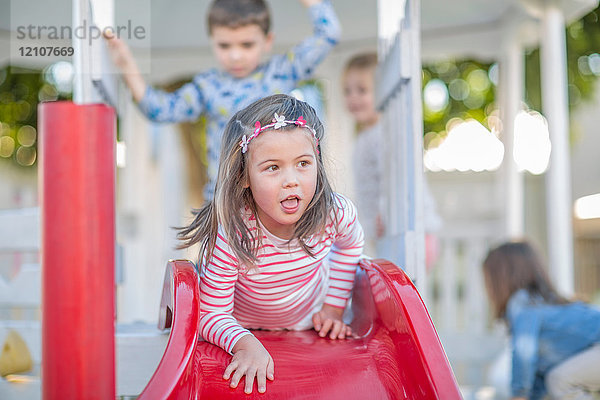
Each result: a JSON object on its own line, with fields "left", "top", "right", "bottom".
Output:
{"left": 342, "top": 52, "right": 442, "bottom": 262}
{"left": 342, "top": 52, "right": 383, "bottom": 254}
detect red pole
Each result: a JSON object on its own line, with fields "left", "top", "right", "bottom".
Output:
{"left": 39, "top": 101, "right": 116, "bottom": 399}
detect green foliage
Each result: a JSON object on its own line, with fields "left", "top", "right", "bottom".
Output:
{"left": 423, "top": 6, "right": 600, "bottom": 148}
{"left": 422, "top": 60, "right": 496, "bottom": 145}
{"left": 0, "top": 65, "right": 71, "bottom": 168}
{"left": 525, "top": 8, "right": 600, "bottom": 111}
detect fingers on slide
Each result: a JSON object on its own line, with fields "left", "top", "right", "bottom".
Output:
{"left": 224, "top": 354, "right": 274, "bottom": 394}
{"left": 313, "top": 313, "right": 352, "bottom": 339}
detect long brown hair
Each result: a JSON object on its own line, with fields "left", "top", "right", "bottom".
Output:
{"left": 482, "top": 240, "right": 569, "bottom": 320}
{"left": 177, "top": 94, "right": 336, "bottom": 268}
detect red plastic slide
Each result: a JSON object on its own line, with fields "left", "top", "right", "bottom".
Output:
{"left": 138, "top": 259, "right": 461, "bottom": 399}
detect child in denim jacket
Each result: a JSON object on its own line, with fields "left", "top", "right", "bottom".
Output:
{"left": 483, "top": 240, "right": 600, "bottom": 400}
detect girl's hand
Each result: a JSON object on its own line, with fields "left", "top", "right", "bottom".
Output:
{"left": 312, "top": 304, "right": 352, "bottom": 339}
{"left": 225, "top": 335, "right": 274, "bottom": 394}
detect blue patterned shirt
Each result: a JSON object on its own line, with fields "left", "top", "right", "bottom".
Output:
{"left": 137, "top": 1, "right": 340, "bottom": 200}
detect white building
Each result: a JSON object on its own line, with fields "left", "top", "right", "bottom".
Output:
{"left": 1, "top": 0, "right": 600, "bottom": 398}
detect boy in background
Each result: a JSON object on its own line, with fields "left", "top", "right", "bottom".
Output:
{"left": 106, "top": 0, "right": 340, "bottom": 200}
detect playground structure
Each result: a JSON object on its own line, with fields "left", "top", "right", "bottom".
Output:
{"left": 137, "top": 258, "right": 461, "bottom": 399}
{"left": 32, "top": 98, "right": 461, "bottom": 398}
{"left": 26, "top": 0, "right": 463, "bottom": 392}
{"left": 2, "top": 0, "right": 600, "bottom": 398}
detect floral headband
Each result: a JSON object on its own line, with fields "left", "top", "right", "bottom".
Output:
{"left": 240, "top": 113, "right": 319, "bottom": 154}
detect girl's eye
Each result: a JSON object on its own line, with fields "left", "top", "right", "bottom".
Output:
{"left": 266, "top": 165, "right": 278, "bottom": 172}
{"left": 298, "top": 160, "right": 310, "bottom": 168}
{"left": 241, "top": 42, "right": 255, "bottom": 49}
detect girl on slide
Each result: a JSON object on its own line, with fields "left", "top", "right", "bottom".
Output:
{"left": 177, "top": 94, "right": 364, "bottom": 394}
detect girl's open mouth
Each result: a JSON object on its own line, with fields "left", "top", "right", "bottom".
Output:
{"left": 281, "top": 196, "right": 300, "bottom": 213}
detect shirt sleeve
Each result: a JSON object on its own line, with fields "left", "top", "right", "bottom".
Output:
{"left": 324, "top": 194, "right": 364, "bottom": 309}
{"left": 270, "top": 1, "right": 341, "bottom": 83}
{"left": 137, "top": 75, "right": 206, "bottom": 123}
{"left": 199, "top": 230, "right": 253, "bottom": 354}
{"left": 507, "top": 291, "right": 542, "bottom": 398}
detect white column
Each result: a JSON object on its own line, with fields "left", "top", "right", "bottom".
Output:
{"left": 540, "top": 3, "right": 574, "bottom": 295}
{"left": 72, "top": 0, "right": 96, "bottom": 103}
{"left": 72, "top": 0, "right": 116, "bottom": 104}
{"left": 499, "top": 19, "right": 524, "bottom": 238}
{"left": 407, "top": 0, "right": 426, "bottom": 300}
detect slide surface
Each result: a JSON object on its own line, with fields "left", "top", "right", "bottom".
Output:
{"left": 138, "top": 259, "right": 461, "bottom": 399}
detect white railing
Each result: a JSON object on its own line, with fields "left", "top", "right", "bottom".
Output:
{"left": 376, "top": 0, "right": 427, "bottom": 297}
{"left": 428, "top": 227, "right": 508, "bottom": 399}
{"left": 0, "top": 207, "right": 40, "bottom": 253}
{"left": 0, "top": 207, "right": 42, "bottom": 399}
{"left": 0, "top": 207, "right": 41, "bottom": 324}
{"left": 0, "top": 208, "right": 166, "bottom": 399}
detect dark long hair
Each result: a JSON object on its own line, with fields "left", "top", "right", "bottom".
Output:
{"left": 482, "top": 240, "right": 570, "bottom": 319}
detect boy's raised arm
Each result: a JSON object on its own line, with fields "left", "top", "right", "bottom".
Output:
{"left": 272, "top": 0, "right": 341, "bottom": 82}
{"left": 104, "top": 32, "right": 205, "bottom": 123}
{"left": 104, "top": 32, "right": 147, "bottom": 102}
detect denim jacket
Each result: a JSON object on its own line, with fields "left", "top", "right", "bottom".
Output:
{"left": 506, "top": 289, "right": 600, "bottom": 399}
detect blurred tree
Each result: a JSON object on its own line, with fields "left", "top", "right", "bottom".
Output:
{"left": 422, "top": 60, "right": 496, "bottom": 148}
{"left": 0, "top": 65, "right": 71, "bottom": 169}
{"left": 422, "top": 5, "right": 600, "bottom": 149}
{"left": 525, "top": 7, "right": 600, "bottom": 112}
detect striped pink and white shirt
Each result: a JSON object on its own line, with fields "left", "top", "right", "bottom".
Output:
{"left": 199, "top": 193, "right": 364, "bottom": 354}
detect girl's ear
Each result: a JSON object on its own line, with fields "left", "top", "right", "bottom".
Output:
{"left": 242, "top": 176, "right": 250, "bottom": 189}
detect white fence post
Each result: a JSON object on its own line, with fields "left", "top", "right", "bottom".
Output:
{"left": 376, "top": 0, "right": 426, "bottom": 299}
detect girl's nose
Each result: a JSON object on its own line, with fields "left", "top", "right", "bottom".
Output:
{"left": 282, "top": 170, "right": 299, "bottom": 188}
